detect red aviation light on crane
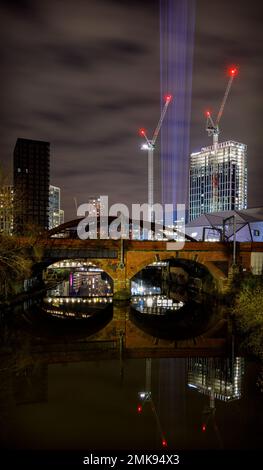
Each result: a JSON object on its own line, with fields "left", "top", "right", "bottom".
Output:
{"left": 139, "top": 128, "right": 146, "bottom": 137}
{"left": 165, "top": 94, "right": 172, "bottom": 102}
{"left": 228, "top": 66, "right": 238, "bottom": 77}
{"left": 205, "top": 110, "right": 211, "bottom": 117}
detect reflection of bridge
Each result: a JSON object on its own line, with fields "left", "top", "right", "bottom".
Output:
{"left": 1, "top": 303, "right": 229, "bottom": 372}
{"left": 18, "top": 231, "right": 263, "bottom": 296}
{"left": 0, "top": 315, "right": 238, "bottom": 452}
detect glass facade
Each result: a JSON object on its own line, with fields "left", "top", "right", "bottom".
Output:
{"left": 49, "top": 185, "right": 64, "bottom": 229}
{"left": 189, "top": 141, "right": 247, "bottom": 221}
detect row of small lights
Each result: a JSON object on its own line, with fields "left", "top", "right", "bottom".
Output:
{"left": 45, "top": 297, "right": 113, "bottom": 304}
{"left": 132, "top": 295, "right": 184, "bottom": 307}
{"left": 138, "top": 305, "right": 183, "bottom": 313}
{"left": 51, "top": 261, "right": 101, "bottom": 268}
{"left": 45, "top": 308, "right": 91, "bottom": 318}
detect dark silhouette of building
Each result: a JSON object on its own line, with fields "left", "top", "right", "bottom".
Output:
{"left": 13, "top": 138, "right": 50, "bottom": 234}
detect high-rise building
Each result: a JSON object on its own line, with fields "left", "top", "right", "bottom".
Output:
{"left": 49, "top": 185, "right": 64, "bottom": 229}
{"left": 87, "top": 196, "right": 101, "bottom": 217}
{"left": 189, "top": 140, "right": 247, "bottom": 221}
{"left": 13, "top": 138, "right": 50, "bottom": 234}
{"left": 0, "top": 185, "right": 14, "bottom": 235}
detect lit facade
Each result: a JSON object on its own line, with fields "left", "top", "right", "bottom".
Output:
{"left": 189, "top": 141, "right": 247, "bottom": 221}
{"left": 187, "top": 357, "right": 244, "bottom": 402}
{"left": 69, "top": 271, "right": 108, "bottom": 296}
{"left": 0, "top": 185, "right": 14, "bottom": 235}
{"left": 49, "top": 185, "right": 64, "bottom": 229}
{"left": 87, "top": 196, "right": 101, "bottom": 217}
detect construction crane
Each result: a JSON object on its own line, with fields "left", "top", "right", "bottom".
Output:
{"left": 139, "top": 94, "right": 172, "bottom": 228}
{"left": 205, "top": 66, "right": 238, "bottom": 212}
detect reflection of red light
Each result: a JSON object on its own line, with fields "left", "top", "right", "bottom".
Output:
{"left": 137, "top": 405, "right": 142, "bottom": 413}
{"left": 139, "top": 128, "right": 146, "bottom": 136}
{"left": 165, "top": 94, "right": 172, "bottom": 102}
{"left": 162, "top": 439, "right": 168, "bottom": 447}
{"left": 202, "top": 424, "right": 206, "bottom": 432}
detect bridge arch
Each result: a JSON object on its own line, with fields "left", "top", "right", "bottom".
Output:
{"left": 127, "top": 252, "right": 228, "bottom": 294}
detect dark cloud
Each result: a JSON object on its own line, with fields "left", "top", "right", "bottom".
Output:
{"left": 108, "top": 38, "right": 147, "bottom": 55}
{"left": 0, "top": 0, "right": 36, "bottom": 16}
{"left": 0, "top": 0, "right": 262, "bottom": 220}
{"left": 191, "top": 0, "right": 263, "bottom": 208}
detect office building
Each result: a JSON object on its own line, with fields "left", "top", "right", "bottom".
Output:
{"left": 189, "top": 141, "right": 247, "bottom": 221}
{"left": 13, "top": 138, "right": 50, "bottom": 234}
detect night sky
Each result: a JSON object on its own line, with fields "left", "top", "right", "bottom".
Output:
{"left": 0, "top": 0, "right": 262, "bottom": 220}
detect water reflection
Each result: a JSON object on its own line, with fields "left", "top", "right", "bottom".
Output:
{"left": 1, "top": 257, "right": 262, "bottom": 454}
{"left": 0, "top": 343, "right": 261, "bottom": 451}
{"left": 0, "top": 295, "right": 262, "bottom": 451}
{"left": 43, "top": 296, "right": 113, "bottom": 320}
{"left": 137, "top": 358, "right": 168, "bottom": 447}
{"left": 130, "top": 297, "right": 218, "bottom": 341}
{"left": 187, "top": 357, "right": 243, "bottom": 401}
{"left": 132, "top": 295, "right": 184, "bottom": 314}
{"left": 13, "top": 364, "right": 48, "bottom": 406}
{"left": 136, "top": 356, "right": 245, "bottom": 449}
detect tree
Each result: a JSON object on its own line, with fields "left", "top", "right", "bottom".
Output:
{"left": 233, "top": 275, "right": 263, "bottom": 359}
{"left": 0, "top": 233, "right": 32, "bottom": 299}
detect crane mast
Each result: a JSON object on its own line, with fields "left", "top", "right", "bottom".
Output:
{"left": 205, "top": 67, "right": 238, "bottom": 212}
{"left": 139, "top": 95, "right": 172, "bottom": 229}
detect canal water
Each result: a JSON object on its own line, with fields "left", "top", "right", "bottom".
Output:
{"left": 0, "top": 267, "right": 262, "bottom": 458}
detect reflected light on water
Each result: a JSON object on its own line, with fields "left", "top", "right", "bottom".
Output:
{"left": 131, "top": 295, "right": 184, "bottom": 315}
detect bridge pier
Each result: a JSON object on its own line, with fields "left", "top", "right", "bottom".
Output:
{"left": 113, "top": 268, "right": 131, "bottom": 301}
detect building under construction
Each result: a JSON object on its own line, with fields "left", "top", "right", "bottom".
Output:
{"left": 189, "top": 66, "right": 247, "bottom": 221}
{"left": 189, "top": 140, "right": 247, "bottom": 221}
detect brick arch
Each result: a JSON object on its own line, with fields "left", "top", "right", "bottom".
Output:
{"left": 126, "top": 251, "right": 227, "bottom": 283}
